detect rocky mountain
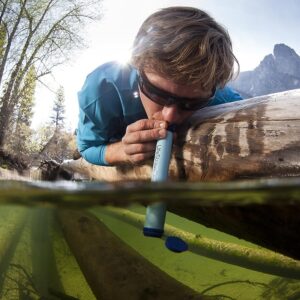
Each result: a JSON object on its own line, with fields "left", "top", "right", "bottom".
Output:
{"left": 230, "top": 44, "right": 300, "bottom": 98}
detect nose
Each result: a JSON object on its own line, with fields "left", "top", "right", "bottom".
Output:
{"left": 161, "top": 105, "right": 182, "bottom": 124}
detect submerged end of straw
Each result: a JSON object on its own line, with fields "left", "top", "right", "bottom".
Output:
{"left": 143, "top": 227, "right": 164, "bottom": 238}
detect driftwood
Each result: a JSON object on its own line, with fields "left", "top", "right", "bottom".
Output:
{"left": 61, "top": 89, "right": 300, "bottom": 181}
{"left": 0, "top": 167, "right": 28, "bottom": 181}
{"left": 57, "top": 210, "right": 206, "bottom": 300}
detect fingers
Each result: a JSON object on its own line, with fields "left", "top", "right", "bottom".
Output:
{"left": 124, "top": 142, "right": 156, "bottom": 155}
{"left": 123, "top": 119, "right": 168, "bottom": 144}
{"left": 123, "top": 141, "right": 157, "bottom": 165}
{"left": 126, "top": 119, "right": 168, "bottom": 133}
{"left": 122, "top": 128, "right": 167, "bottom": 144}
{"left": 121, "top": 119, "right": 172, "bottom": 165}
{"left": 129, "top": 151, "right": 155, "bottom": 165}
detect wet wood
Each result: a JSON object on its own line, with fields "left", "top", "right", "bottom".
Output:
{"left": 60, "top": 90, "right": 300, "bottom": 260}
{"left": 0, "top": 167, "right": 28, "bottom": 181}
{"left": 101, "top": 207, "right": 300, "bottom": 280}
{"left": 61, "top": 89, "right": 300, "bottom": 181}
{"left": 169, "top": 204, "right": 300, "bottom": 261}
{"left": 57, "top": 210, "right": 206, "bottom": 300}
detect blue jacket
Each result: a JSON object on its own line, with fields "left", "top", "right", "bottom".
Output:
{"left": 77, "top": 61, "right": 242, "bottom": 165}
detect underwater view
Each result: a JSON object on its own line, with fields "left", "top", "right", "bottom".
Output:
{"left": 0, "top": 179, "right": 299, "bottom": 300}
{"left": 1, "top": 0, "right": 300, "bottom": 299}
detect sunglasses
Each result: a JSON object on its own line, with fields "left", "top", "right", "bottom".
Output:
{"left": 138, "top": 72, "right": 215, "bottom": 111}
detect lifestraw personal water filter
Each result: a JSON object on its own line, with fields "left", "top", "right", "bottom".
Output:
{"left": 143, "top": 125, "right": 175, "bottom": 237}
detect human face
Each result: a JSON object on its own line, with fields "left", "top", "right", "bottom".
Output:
{"left": 138, "top": 71, "right": 215, "bottom": 125}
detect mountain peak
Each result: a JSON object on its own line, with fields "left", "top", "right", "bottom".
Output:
{"left": 273, "top": 43, "right": 298, "bottom": 59}
{"left": 230, "top": 44, "right": 300, "bottom": 98}
{"left": 259, "top": 54, "right": 276, "bottom": 68}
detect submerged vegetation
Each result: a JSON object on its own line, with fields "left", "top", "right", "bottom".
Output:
{"left": 0, "top": 205, "right": 299, "bottom": 299}
{"left": 0, "top": 171, "right": 299, "bottom": 299}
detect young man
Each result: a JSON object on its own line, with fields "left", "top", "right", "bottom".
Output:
{"left": 77, "top": 6, "right": 242, "bottom": 166}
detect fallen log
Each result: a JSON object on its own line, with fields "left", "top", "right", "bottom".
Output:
{"left": 50, "top": 211, "right": 96, "bottom": 300}
{"left": 60, "top": 90, "right": 300, "bottom": 260}
{"left": 61, "top": 89, "right": 300, "bottom": 181}
{"left": 57, "top": 210, "right": 207, "bottom": 300}
{"left": 99, "top": 207, "right": 300, "bottom": 280}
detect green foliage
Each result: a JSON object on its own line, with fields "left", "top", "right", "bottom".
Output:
{"left": 51, "top": 86, "right": 65, "bottom": 131}
{"left": 17, "top": 66, "right": 36, "bottom": 126}
{"left": 0, "top": 24, "right": 6, "bottom": 60}
{"left": 5, "top": 66, "right": 37, "bottom": 158}
{"left": 261, "top": 277, "right": 300, "bottom": 300}
{"left": 0, "top": 0, "right": 103, "bottom": 148}
{"left": 28, "top": 87, "right": 75, "bottom": 163}
{"left": 30, "top": 125, "right": 77, "bottom": 163}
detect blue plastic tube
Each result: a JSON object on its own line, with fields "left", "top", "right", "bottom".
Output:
{"left": 143, "top": 126, "right": 174, "bottom": 237}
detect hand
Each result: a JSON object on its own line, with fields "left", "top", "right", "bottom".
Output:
{"left": 105, "top": 119, "right": 168, "bottom": 165}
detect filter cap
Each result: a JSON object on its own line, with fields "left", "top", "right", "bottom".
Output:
{"left": 165, "top": 236, "right": 188, "bottom": 252}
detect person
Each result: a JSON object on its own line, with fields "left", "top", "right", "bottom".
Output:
{"left": 77, "top": 6, "right": 242, "bottom": 166}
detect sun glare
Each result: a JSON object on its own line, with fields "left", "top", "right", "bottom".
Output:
{"left": 115, "top": 46, "right": 132, "bottom": 65}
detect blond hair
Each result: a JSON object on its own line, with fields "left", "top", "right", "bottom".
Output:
{"left": 131, "top": 6, "right": 239, "bottom": 89}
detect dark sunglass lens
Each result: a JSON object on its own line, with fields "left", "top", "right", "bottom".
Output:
{"left": 139, "top": 72, "right": 214, "bottom": 110}
{"left": 139, "top": 75, "right": 169, "bottom": 106}
{"left": 140, "top": 82, "right": 165, "bottom": 106}
{"left": 181, "top": 99, "right": 211, "bottom": 111}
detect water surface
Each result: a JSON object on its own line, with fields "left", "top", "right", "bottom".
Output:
{"left": 0, "top": 178, "right": 299, "bottom": 299}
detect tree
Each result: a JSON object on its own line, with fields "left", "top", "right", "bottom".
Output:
{"left": 0, "top": 24, "right": 5, "bottom": 61}
{"left": 36, "top": 86, "right": 76, "bottom": 163}
{"left": 0, "top": 0, "right": 102, "bottom": 148}
{"left": 5, "top": 66, "right": 36, "bottom": 157}
{"left": 31, "top": 124, "right": 76, "bottom": 164}
{"left": 16, "top": 65, "right": 36, "bottom": 127}
{"left": 51, "top": 85, "right": 65, "bottom": 131}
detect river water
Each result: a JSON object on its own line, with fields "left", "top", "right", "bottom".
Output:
{"left": 0, "top": 178, "right": 299, "bottom": 300}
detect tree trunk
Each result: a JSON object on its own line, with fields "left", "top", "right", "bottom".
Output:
{"left": 0, "top": 99, "right": 11, "bottom": 148}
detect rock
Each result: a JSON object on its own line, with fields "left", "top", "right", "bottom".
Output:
{"left": 230, "top": 43, "right": 300, "bottom": 97}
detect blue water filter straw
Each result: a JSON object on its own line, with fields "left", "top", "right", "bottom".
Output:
{"left": 143, "top": 125, "right": 189, "bottom": 252}
{"left": 143, "top": 125, "right": 174, "bottom": 238}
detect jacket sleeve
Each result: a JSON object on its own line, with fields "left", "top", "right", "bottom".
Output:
{"left": 76, "top": 65, "right": 124, "bottom": 166}
{"left": 77, "top": 105, "right": 109, "bottom": 166}
{"left": 209, "top": 86, "right": 243, "bottom": 106}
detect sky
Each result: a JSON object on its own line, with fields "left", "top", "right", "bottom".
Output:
{"left": 32, "top": 0, "right": 300, "bottom": 130}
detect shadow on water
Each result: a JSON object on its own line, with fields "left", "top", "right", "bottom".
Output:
{"left": 0, "top": 178, "right": 299, "bottom": 299}
{"left": 30, "top": 207, "right": 63, "bottom": 298}
{"left": 0, "top": 207, "right": 27, "bottom": 297}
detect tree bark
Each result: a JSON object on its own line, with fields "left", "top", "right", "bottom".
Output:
{"left": 61, "top": 89, "right": 300, "bottom": 182}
